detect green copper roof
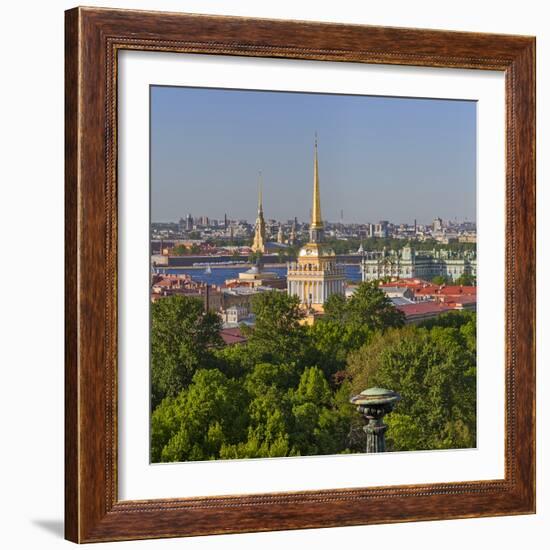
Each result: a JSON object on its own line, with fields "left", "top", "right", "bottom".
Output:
{"left": 350, "top": 387, "right": 401, "bottom": 406}
{"left": 360, "top": 387, "right": 394, "bottom": 397}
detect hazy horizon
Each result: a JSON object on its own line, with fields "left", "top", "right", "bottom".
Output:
{"left": 151, "top": 86, "right": 476, "bottom": 226}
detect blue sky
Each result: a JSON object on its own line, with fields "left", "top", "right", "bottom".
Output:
{"left": 151, "top": 86, "right": 476, "bottom": 225}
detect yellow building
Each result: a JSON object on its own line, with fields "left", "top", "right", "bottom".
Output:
{"left": 287, "top": 137, "right": 346, "bottom": 311}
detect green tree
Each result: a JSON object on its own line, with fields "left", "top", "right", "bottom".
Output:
{"left": 151, "top": 369, "right": 249, "bottom": 462}
{"left": 221, "top": 362, "right": 295, "bottom": 459}
{"left": 346, "top": 321, "right": 476, "bottom": 451}
{"left": 293, "top": 366, "right": 331, "bottom": 405}
{"left": 419, "top": 310, "right": 475, "bottom": 330}
{"left": 220, "top": 364, "right": 355, "bottom": 459}
{"left": 150, "top": 275, "right": 476, "bottom": 461}
{"left": 151, "top": 295, "right": 223, "bottom": 408}
{"left": 347, "top": 282, "right": 405, "bottom": 330}
{"left": 432, "top": 275, "right": 448, "bottom": 285}
{"left": 288, "top": 367, "right": 355, "bottom": 456}
{"left": 327, "top": 281, "right": 405, "bottom": 331}
{"left": 305, "top": 319, "right": 372, "bottom": 381}
{"left": 456, "top": 273, "right": 476, "bottom": 286}
{"left": 314, "top": 382, "right": 357, "bottom": 454}
{"left": 172, "top": 244, "right": 189, "bottom": 255}
{"left": 323, "top": 294, "right": 348, "bottom": 324}
{"left": 212, "top": 342, "right": 251, "bottom": 379}
{"left": 244, "top": 362, "right": 300, "bottom": 394}
{"left": 243, "top": 291, "right": 307, "bottom": 365}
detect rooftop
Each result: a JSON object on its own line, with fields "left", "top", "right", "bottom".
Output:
{"left": 219, "top": 327, "right": 248, "bottom": 346}
{"left": 397, "top": 301, "right": 454, "bottom": 317}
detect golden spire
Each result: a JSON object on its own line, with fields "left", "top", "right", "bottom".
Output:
{"left": 258, "top": 171, "right": 263, "bottom": 214}
{"left": 311, "top": 134, "right": 323, "bottom": 229}
{"left": 251, "top": 171, "right": 266, "bottom": 253}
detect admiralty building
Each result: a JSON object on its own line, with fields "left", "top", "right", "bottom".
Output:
{"left": 287, "top": 137, "right": 346, "bottom": 310}
{"left": 361, "top": 245, "right": 477, "bottom": 282}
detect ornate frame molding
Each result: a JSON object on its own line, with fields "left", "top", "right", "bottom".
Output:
{"left": 65, "top": 7, "right": 535, "bottom": 542}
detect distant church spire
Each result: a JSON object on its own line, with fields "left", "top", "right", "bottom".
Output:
{"left": 257, "top": 171, "right": 264, "bottom": 215}
{"left": 277, "top": 223, "right": 284, "bottom": 244}
{"left": 289, "top": 219, "right": 297, "bottom": 245}
{"left": 251, "top": 171, "right": 266, "bottom": 253}
{"left": 310, "top": 134, "right": 324, "bottom": 243}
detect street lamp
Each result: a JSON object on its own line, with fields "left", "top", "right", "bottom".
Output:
{"left": 350, "top": 387, "right": 401, "bottom": 453}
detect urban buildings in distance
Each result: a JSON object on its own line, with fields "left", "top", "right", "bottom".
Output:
{"left": 151, "top": 214, "right": 476, "bottom": 252}
{"left": 150, "top": 137, "right": 477, "bottom": 334}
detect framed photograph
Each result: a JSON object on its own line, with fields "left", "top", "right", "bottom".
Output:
{"left": 65, "top": 7, "right": 535, "bottom": 543}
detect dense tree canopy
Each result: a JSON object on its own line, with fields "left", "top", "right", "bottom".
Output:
{"left": 151, "top": 295, "right": 223, "bottom": 409}
{"left": 151, "top": 368, "right": 249, "bottom": 462}
{"left": 151, "top": 362, "right": 357, "bottom": 461}
{"left": 150, "top": 289, "right": 476, "bottom": 461}
{"left": 325, "top": 281, "right": 405, "bottom": 330}
{"left": 305, "top": 319, "right": 372, "bottom": 380}
{"left": 242, "top": 291, "right": 307, "bottom": 366}
{"left": 346, "top": 311, "right": 476, "bottom": 451}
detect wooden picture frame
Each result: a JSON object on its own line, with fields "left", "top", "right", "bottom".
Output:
{"left": 65, "top": 6, "right": 536, "bottom": 543}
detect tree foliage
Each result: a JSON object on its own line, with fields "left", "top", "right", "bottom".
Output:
{"left": 152, "top": 362, "right": 356, "bottom": 461}
{"left": 346, "top": 316, "right": 477, "bottom": 451}
{"left": 172, "top": 243, "right": 201, "bottom": 255}
{"left": 242, "top": 291, "right": 308, "bottom": 366}
{"left": 151, "top": 288, "right": 477, "bottom": 461}
{"left": 325, "top": 281, "right": 405, "bottom": 331}
{"left": 305, "top": 319, "right": 372, "bottom": 381}
{"left": 456, "top": 273, "right": 476, "bottom": 286}
{"left": 151, "top": 295, "right": 223, "bottom": 409}
{"left": 324, "top": 237, "right": 476, "bottom": 256}
{"left": 151, "top": 369, "right": 249, "bottom": 462}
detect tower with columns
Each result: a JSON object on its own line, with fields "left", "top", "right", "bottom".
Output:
{"left": 287, "top": 136, "right": 346, "bottom": 310}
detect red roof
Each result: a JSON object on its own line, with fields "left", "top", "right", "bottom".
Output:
{"left": 153, "top": 279, "right": 173, "bottom": 288}
{"left": 220, "top": 327, "right": 247, "bottom": 345}
{"left": 382, "top": 279, "right": 477, "bottom": 300}
{"left": 397, "top": 302, "right": 454, "bottom": 317}
{"left": 414, "top": 285, "right": 443, "bottom": 296}
{"left": 437, "top": 286, "right": 477, "bottom": 296}
{"left": 441, "top": 295, "right": 477, "bottom": 305}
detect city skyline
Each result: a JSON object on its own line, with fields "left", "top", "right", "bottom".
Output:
{"left": 152, "top": 212, "right": 474, "bottom": 227}
{"left": 151, "top": 86, "right": 476, "bottom": 225}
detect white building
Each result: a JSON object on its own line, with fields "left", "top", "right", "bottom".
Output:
{"left": 361, "top": 245, "right": 476, "bottom": 282}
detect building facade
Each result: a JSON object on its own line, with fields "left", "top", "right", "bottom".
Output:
{"left": 287, "top": 137, "right": 346, "bottom": 310}
{"left": 361, "top": 245, "right": 476, "bottom": 282}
